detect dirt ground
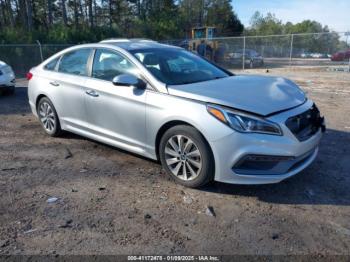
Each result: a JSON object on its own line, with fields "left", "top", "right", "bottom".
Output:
{"left": 0, "top": 67, "right": 349, "bottom": 256}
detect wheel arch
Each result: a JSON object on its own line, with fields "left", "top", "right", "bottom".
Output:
{"left": 35, "top": 94, "right": 48, "bottom": 110}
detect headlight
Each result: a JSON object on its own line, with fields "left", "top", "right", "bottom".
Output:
{"left": 207, "top": 105, "right": 282, "bottom": 135}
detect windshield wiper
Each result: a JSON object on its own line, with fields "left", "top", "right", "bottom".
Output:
{"left": 177, "top": 76, "right": 228, "bottom": 85}
{"left": 178, "top": 79, "right": 208, "bottom": 85}
{"left": 175, "top": 76, "right": 228, "bottom": 85}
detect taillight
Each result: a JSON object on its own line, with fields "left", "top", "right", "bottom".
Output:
{"left": 26, "top": 72, "right": 33, "bottom": 80}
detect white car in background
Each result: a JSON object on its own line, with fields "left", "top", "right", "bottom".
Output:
{"left": 0, "top": 60, "right": 15, "bottom": 95}
{"left": 310, "top": 53, "right": 323, "bottom": 58}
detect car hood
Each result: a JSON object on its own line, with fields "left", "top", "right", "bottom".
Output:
{"left": 167, "top": 75, "right": 306, "bottom": 116}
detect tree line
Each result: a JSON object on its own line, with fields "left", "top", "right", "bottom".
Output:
{"left": 245, "top": 12, "right": 348, "bottom": 54}
{"left": 0, "top": 1, "right": 346, "bottom": 54}
{"left": 0, "top": 0, "right": 244, "bottom": 43}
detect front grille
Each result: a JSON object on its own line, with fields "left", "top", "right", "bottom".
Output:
{"left": 286, "top": 104, "right": 323, "bottom": 141}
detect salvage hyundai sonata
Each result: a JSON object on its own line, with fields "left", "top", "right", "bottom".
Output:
{"left": 27, "top": 39, "right": 325, "bottom": 188}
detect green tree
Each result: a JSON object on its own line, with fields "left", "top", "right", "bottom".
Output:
{"left": 0, "top": 0, "right": 244, "bottom": 43}
{"left": 245, "top": 12, "right": 344, "bottom": 55}
{"left": 247, "top": 11, "right": 284, "bottom": 35}
{"left": 206, "top": 0, "right": 243, "bottom": 36}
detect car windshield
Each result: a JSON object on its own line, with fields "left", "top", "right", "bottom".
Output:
{"left": 130, "top": 48, "right": 230, "bottom": 85}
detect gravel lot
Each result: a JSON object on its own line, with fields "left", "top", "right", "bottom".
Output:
{"left": 0, "top": 67, "right": 349, "bottom": 256}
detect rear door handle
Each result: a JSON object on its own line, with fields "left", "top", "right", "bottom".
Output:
{"left": 86, "top": 90, "right": 99, "bottom": 97}
{"left": 50, "top": 81, "right": 60, "bottom": 87}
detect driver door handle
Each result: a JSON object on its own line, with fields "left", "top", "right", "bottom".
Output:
{"left": 86, "top": 90, "right": 99, "bottom": 97}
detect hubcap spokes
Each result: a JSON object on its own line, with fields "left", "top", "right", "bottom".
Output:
{"left": 39, "top": 102, "right": 55, "bottom": 132}
{"left": 165, "top": 135, "right": 202, "bottom": 181}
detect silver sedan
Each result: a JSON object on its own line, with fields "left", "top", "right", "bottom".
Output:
{"left": 27, "top": 39, "right": 325, "bottom": 188}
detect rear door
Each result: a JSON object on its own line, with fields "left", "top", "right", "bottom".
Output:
{"left": 49, "top": 48, "right": 93, "bottom": 131}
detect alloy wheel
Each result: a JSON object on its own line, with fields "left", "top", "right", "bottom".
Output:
{"left": 39, "top": 102, "right": 56, "bottom": 132}
{"left": 164, "top": 135, "right": 202, "bottom": 181}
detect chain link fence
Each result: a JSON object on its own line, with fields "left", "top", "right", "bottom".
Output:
{"left": 0, "top": 32, "right": 349, "bottom": 77}
{"left": 162, "top": 32, "right": 350, "bottom": 71}
{"left": 0, "top": 43, "right": 72, "bottom": 77}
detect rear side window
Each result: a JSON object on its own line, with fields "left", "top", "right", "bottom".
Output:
{"left": 44, "top": 57, "right": 59, "bottom": 71}
{"left": 58, "top": 49, "right": 91, "bottom": 76}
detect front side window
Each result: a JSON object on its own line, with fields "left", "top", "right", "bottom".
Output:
{"left": 58, "top": 49, "right": 91, "bottom": 76}
{"left": 92, "top": 49, "right": 137, "bottom": 81}
{"left": 131, "top": 48, "right": 230, "bottom": 85}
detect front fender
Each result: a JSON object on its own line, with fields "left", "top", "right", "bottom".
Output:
{"left": 145, "top": 91, "right": 233, "bottom": 156}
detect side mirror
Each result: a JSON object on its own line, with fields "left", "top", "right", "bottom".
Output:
{"left": 112, "top": 74, "right": 146, "bottom": 89}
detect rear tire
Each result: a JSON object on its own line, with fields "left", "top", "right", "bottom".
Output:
{"left": 37, "top": 97, "right": 62, "bottom": 137}
{"left": 159, "top": 125, "right": 215, "bottom": 188}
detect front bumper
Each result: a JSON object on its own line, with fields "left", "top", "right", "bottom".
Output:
{"left": 210, "top": 100, "right": 324, "bottom": 184}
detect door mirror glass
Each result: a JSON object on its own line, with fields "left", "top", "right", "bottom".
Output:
{"left": 112, "top": 74, "right": 146, "bottom": 89}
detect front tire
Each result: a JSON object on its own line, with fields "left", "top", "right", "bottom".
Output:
{"left": 159, "top": 125, "right": 214, "bottom": 188}
{"left": 37, "top": 97, "right": 62, "bottom": 137}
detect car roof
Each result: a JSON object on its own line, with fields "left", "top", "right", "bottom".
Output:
{"left": 98, "top": 38, "right": 180, "bottom": 51}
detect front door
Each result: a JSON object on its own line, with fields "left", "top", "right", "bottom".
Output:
{"left": 84, "top": 48, "right": 147, "bottom": 154}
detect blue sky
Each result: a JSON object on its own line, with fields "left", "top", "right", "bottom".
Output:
{"left": 232, "top": 0, "right": 350, "bottom": 32}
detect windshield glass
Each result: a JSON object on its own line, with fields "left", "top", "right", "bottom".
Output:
{"left": 130, "top": 48, "right": 230, "bottom": 85}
